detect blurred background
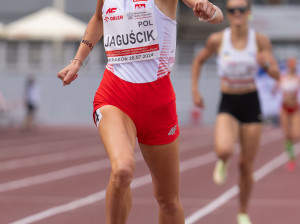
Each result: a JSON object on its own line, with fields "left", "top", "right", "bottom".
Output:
{"left": 0, "top": 0, "right": 300, "bottom": 129}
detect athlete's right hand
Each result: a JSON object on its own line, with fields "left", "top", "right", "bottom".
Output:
{"left": 57, "top": 61, "right": 80, "bottom": 86}
{"left": 193, "top": 92, "right": 205, "bottom": 109}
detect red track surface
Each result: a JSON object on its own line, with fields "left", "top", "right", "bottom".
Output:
{"left": 0, "top": 125, "right": 299, "bottom": 224}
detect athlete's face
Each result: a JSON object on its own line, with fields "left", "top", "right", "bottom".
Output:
{"left": 287, "top": 58, "right": 297, "bottom": 73}
{"left": 226, "top": 0, "right": 250, "bottom": 26}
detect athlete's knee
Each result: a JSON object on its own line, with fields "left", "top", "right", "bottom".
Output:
{"left": 239, "top": 158, "right": 253, "bottom": 175}
{"left": 111, "top": 161, "right": 135, "bottom": 188}
{"left": 215, "top": 145, "right": 233, "bottom": 160}
{"left": 155, "top": 195, "right": 181, "bottom": 214}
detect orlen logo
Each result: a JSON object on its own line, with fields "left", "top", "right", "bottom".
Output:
{"left": 104, "top": 16, "right": 109, "bottom": 22}
{"left": 106, "top": 8, "right": 117, "bottom": 14}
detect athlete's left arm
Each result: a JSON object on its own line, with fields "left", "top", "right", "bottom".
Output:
{"left": 182, "top": 0, "right": 223, "bottom": 24}
{"left": 256, "top": 33, "right": 280, "bottom": 81}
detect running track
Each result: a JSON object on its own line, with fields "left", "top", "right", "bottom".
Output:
{"left": 0, "top": 125, "right": 299, "bottom": 224}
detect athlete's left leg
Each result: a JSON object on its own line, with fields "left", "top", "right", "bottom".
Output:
{"left": 286, "top": 111, "right": 300, "bottom": 171}
{"left": 290, "top": 111, "right": 300, "bottom": 144}
{"left": 139, "top": 138, "right": 185, "bottom": 224}
{"left": 238, "top": 123, "right": 262, "bottom": 214}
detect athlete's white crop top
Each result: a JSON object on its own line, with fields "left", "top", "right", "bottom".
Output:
{"left": 102, "top": 0, "right": 177, "bottom": 83}
{"left": 280, "top": 76, "right": 300, "bottom": 94}
{"left": 217, "top": 28, "right": 258, "bottom": 88}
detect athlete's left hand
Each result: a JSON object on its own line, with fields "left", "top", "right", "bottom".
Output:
{"left": 256, "top": 51, "right": 271, "bottom": 72}
{"left": 193, "top": 0, "right": 216, "bottom": 21}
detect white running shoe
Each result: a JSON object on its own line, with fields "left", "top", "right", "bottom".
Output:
{"left": 237, "top": 213, "right": 252, "bottom": 224}
{"left": 213, "top": 159, "right": 228, "bottom": 185}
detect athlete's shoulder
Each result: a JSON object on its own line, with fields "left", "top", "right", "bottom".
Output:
{"left": 154, "top": 0, "right": 177, "bottom": 19}
{"left": 255, "top": 32, "right": 272, "bottom": 49}
{"left": 205, "top": 30, "right": 223, "bottom": 52}
{"left": 207, "top": 31, "right": 223, "bottom": 45}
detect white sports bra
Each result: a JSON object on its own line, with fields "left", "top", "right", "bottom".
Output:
{"left": 217, "top": 28, "right": 258, "bottom": 88}
{"left": 280, "top": 76, "right": 300, "bottom": 94}
{"left": 102, "top": 0, "right": 177, "bottom": 83}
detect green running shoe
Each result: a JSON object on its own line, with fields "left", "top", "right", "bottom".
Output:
{"left": 237, "top": 213, "right": 252, "bottom": 224}
{"left": 213, "top": 159, "right": 228, "bottom": 185}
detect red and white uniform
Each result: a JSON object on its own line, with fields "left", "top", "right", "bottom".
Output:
{"left": 279, "top": 75, "right": 300, "bottom": 114}
{"left": 102, "top": 0, "right": 176, "bottom": 83}
{"left": 280, "top": 76, "right": 300, "bottom": 97}
{"left": 217, "top": 28, "right": 258, "bottom": 89}
{"left": 93, "top": 0, "right": 179, "bottom": 145}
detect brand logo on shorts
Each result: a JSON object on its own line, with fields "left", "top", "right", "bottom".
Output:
{"left": 168, "top": 124, "right": 177, "bottom": 136}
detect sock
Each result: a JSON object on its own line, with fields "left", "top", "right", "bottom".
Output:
{"left": 285, "top": 140, "right": 296, "bottom": 160}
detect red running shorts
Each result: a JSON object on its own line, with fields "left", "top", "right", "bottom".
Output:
{"left": 93, "top": 69, "right": 179, "bottom": 145}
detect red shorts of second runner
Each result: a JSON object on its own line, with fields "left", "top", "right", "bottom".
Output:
{"left": 93, "top": 69, "right": 179, "bottom": 145}
{"left": 282, "top": 103, "right": 300, "bottom": 114}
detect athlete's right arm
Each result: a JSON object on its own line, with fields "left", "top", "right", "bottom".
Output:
{"left": 57, "top": 0, "right": 104, "bottom": 86}
{"left": 191, "top": 32, "right": 221, "bottom": 108}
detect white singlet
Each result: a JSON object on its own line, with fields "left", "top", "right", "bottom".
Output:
{"left": 217, "top": 28, "right": 258, "bottom": 88}
{"left": 102, "top": 0, "right": 177, "bottom": 83}
{"left": 280, "top": 76, "right": 300, "bottom": 95}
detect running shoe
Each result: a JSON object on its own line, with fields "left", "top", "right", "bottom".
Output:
{"left": 237, "top": 213, "right": 252, "bottom": 224}
{"left": 286, "top": 160, "right": 297, "bottom": 172}
{"left": 213, "top": 159, "right": 228, "bottom": 185}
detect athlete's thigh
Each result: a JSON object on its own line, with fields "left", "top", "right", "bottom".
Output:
{"left": 98, "top": 105, "right": 137, "bottom": 169}
{"left": 139, "top": 138, "right": 180, "bottom": 197}
{"left": 215, "top": 113, "right": 239, "bottom": 153}
{"left": 291, "top": 111, "right": 300, "bottom": 140}
{"left": 239, "top": 122, "right": 262, "bottom": 161}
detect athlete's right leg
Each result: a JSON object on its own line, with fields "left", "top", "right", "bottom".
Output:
{"left": 213, "top": 113, "right": 239, "bottom": 185}
{"left": 215, "top": 113, "right": 239, "bottom": 161}
{"left": 280, "top": 109, "right": 297, "bottom": 165}
{"left": 97, "top": 105, "right": 137, "bottom": 224}
{"left": 290, "top": 111, "right": 300, "bottom": 143}
{"left": 280, "top": 109, "right": 292, "bottom": 142}
{"left": 286, "top": 110, "right": 300, "bottom": 171}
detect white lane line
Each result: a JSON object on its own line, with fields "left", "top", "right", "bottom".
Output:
{"left": 0, "top": 159, "right": 110, "bottom": 194}
{"left": 0, "top": 133, "right": 215, "bottom": 193}
{"left": 0, "top": 127, "right": 278, "bottom": 172}
{"left": 0, "top": 137, "right": 97, "bottom": 159}
{"left": 8, "top": 128, "right": 281, "bottom": 223}
{"left": 0, "top": 147, "right": 102, "bottom": 171}
{"left": 185, "top": 145, "right": 300, "bottom": 224}
{"left": 10, "top": 151, "right": 216, "bottom": 224}
{"left": 0, "top": 128, "right": 214, "bottom": 171}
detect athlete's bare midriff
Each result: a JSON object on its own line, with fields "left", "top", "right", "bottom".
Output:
{"left": 220, "top": 80, "right": 257, "bottom": 94}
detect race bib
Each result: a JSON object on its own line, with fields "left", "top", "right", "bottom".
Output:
{"left": 103, "top": 8, "right": 160, "bottom": 64}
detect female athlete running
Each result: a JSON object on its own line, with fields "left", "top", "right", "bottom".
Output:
{"left": 191, "top": 0, "right": 279, "bottom": 223}
{"left": 275, "top": 57, "right": 300, "bottom": 171}
{"left": 58, "top": 0, "right": 223, "bottom": 223}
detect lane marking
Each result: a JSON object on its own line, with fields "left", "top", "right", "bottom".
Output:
{"left": 185, "top": 145, "right": 300, "bottom": 224}
{"left": 0, "top": 147, "right": 102, "bottom": 171}
{"left": 10, "top": 152, "right": 216, "bottom": 224}
{"left": 0, "top": 133, "right": 215, "bottom": 193}
{"left": 8, "top": 128, "right": 281, "bottom": 223}
{"left": 9, "top": 128, "right": 282, "bottom": 224}
{"left": 0, "top": 128, "right": 214, "bottom": 170}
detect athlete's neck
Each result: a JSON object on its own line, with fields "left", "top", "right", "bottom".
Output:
{"left": 230, "top": 24, "right": 248, "bottom": 39}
